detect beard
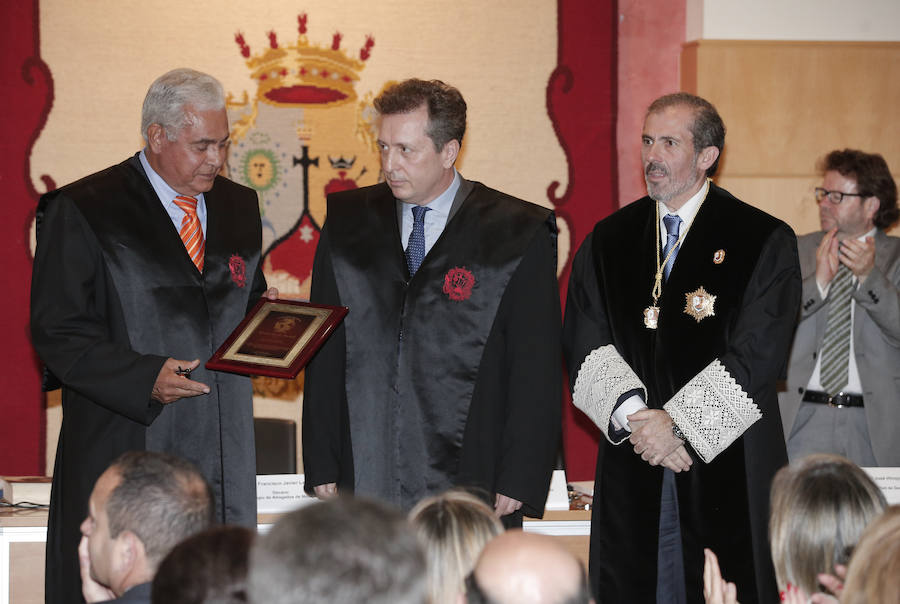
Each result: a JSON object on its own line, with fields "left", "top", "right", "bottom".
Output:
{"left": 644, "top": 156, "right": 700, "bottom": 206}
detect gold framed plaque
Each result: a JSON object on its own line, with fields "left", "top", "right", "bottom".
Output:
{"left": 205, "top": 298, "right": 348, "bottom": 379}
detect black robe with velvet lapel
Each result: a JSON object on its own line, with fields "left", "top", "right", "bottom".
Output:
{"left": 563, "top": 184, "right": 801, "bottom": 603}
{"left": 30, "top": 153, "right": 266, "bottom": 604}
{"left": 303, "top": 178, "right": 561, "bottom": 516}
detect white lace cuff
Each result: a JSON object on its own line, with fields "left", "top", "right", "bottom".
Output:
{"left": 573, "top": 345, "right": 646, "bottom": 444}
{"left": 663, "top": 359, "right": 761, "bottom": 463}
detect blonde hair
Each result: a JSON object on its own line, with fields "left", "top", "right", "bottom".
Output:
{"left": 408, "top": 490, "right": 503, "bottom": 604}
{"left": 769, "top": 454, "right": 886, "bottom": 595}
{"left": 841, "top": 505, "right": 900, "bottom": 604}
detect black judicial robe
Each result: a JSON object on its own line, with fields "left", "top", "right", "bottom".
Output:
{"left": 30, "top": 154, "right": 266, "bottom": 604}
{"left": 303, "top": 178, "right": 561, "bottom": 515}
{"left": 563, "top": 185, "right": 801, "bottom": 603}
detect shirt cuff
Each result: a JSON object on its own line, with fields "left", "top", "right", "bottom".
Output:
{"left": 610, "top": 395, "right": 647, "bottom": 432}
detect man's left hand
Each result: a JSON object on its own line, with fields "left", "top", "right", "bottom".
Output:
{"left": 839, "top": 236, "right": 875, "bottom": 283}
{"left": 265, "top": 287, "right": 279, "bottom": 300}
{"left": 660, "top": 445, "right": 693, "bottom": 473}
{"left": 627, "top": 408, "right": 684, "bottom": 466}
{"left": 494, "top": 493, "right": 523, "bottom": 517}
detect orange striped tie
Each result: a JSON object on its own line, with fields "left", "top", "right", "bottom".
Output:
{"left": 173, "top": 195, "right": 204, "bottom": 272}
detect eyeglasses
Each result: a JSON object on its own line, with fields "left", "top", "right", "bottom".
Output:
{"left": 814, "top": 187, "right": 868, "bottom": 204}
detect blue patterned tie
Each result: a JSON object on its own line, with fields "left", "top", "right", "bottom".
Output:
{"left": 662, "top": 214, "right": 682, "bottom": 281}
{"left": 406, "top": 205, "right": 429, "bottom": 276}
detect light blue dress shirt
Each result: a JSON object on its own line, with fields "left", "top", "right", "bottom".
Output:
{"left": 139, "top": 149, "right": 208, "bottom": 235}
{"left": 400, "top": 169, "right": 461, "bottom": 256}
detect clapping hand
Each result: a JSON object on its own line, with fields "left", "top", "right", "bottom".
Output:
{"left": 703, "top": 548, "right": 739, "bottom": 604}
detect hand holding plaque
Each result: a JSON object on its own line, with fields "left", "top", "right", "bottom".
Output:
{"left": 205, "top": 299, "right": 348, "bottom": 378}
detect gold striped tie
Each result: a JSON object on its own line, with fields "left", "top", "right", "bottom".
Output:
{"left": 173, "top": 195, "right": 204, "bottom": 272}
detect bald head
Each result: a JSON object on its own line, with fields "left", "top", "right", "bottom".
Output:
{"left": 468, "top": 531, "right": 593, "bottom": 604}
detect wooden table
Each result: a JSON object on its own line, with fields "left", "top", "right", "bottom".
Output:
{"left": 2, "top": 507, "right": 590, "bottom": 604}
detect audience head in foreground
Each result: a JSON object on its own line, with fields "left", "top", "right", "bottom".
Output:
{"left": 248, "top": 496, "right": 426, "bottom": 604}
{"left": 409, "top": 489, "right": 503, "bottom": 604}
{"left": 841, "top": 504, "right": 900, "bottom": 604}
{"left": 151, "top": 525, "right": 255, "bottom": 604}
{"left": 467, "top": 530, "right": 593, "bottom": 604}
{"left": 769, "top": 454, "right": 886, "bottom": 596}
{"left": 79, "top": 450, "right": 214, "bottom": 602}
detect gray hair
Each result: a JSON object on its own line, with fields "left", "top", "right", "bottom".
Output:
{"left": 106, "top": 451, "right": 214, "bottom": 569}
{"left": 248, "top": 496, "right": 426, "bottom": 604}
{"left": 141, "top": 68, "right": 225, "bottom": 142}
{"left": 769, "top": 454, "right": 886, "bottom": 595}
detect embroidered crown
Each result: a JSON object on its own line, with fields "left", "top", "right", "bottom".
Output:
{"left": 234, "top": 13, "right": 375, "bottom": 107}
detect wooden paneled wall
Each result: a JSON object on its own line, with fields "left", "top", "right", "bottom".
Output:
{"left": 681, "top": 40, "right": 900, "bottom": 237}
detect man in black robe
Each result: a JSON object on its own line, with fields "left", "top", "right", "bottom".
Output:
{"left": 563, "top": 93, "right": 801, "bottom": 603}
{"left": 31, "top": 68, "right": 270, "bottom": 603}
{"left": 303, "top": 79, "right": 561, "bottom": 523}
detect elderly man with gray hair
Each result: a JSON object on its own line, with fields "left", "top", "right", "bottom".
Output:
{"left": 31, "top": 68, "right": 272, "bottom": 602}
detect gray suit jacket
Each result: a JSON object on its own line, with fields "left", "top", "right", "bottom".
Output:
{"left": 779, "top": 229, "right": 900, "bottom": 465}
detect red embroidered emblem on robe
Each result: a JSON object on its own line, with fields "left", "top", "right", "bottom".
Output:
{"left": 442, "top": 267, "right": 475, "bottom": 301}
{"left": 229, "top": 254, "right": 247, "bottom": 288}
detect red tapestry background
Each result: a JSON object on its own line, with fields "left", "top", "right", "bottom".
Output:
{"left": 1, "top": 0, "right": 51, "bottom": 475}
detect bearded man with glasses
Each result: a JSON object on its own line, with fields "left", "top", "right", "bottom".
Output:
{"left": 779, "top": 148, "right": 900, "bottom": 467}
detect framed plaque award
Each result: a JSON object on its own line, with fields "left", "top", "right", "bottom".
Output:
{"left": 206, "top": 299, "right": 348, "bottom": 379}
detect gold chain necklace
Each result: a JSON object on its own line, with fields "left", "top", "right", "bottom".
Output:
{"left": 643, "top": 180, "right": 710, "bottom": 329}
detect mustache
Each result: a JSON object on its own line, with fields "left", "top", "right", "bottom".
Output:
{"left": 645, "top": 162, "right": 668, "bottom": 176}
